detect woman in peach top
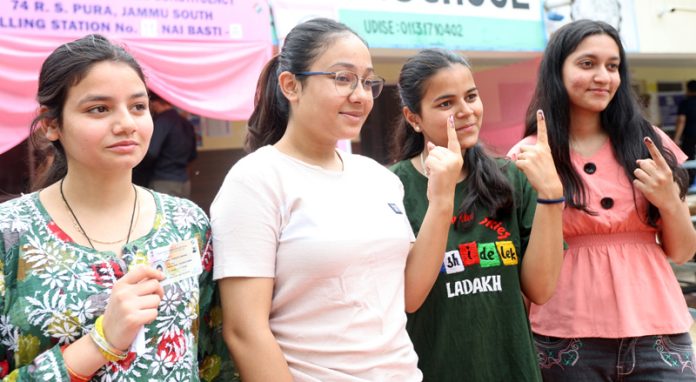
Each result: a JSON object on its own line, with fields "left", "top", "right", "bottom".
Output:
{"left": 509, "top": 20, "right": 696, "bottom": 381}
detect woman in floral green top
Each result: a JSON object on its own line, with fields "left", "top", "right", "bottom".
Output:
{"left": 0, "top": 34, "right": 236, "bottom": 381}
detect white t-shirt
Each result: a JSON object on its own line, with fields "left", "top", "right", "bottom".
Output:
{"left": 211, "top": 145, "right": 421, "bottom": 382}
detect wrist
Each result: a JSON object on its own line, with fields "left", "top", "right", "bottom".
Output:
{"left": 90, "top": 315, "right": 129, "bottom": 362}
{"left": 60, "top": 342, "right": 98, "bottom": 382}
{"left": 657, "top": 196, "right": 683, "bottom": 216}
{"left": 427, "top": 198, "right": 455, "bottom": 215}
{"left": 536, "top": 196, "right": 565, "bottom": 205}
{"left": 536, "top": 183, "right": 564, "bottom": 201}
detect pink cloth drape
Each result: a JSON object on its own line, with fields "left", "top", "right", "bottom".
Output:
{"left": 0, "top": 33, "right": 272, "bottom": 155}
{"left": 476, "top": 57, "right": 541, "bottom": 155}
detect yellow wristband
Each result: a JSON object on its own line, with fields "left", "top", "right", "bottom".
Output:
{"left": 90, "top": 316, "right": 128, "bottom": 362}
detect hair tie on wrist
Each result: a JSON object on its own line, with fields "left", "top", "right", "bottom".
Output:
{"left": 537, "top": 196, "right": 565, "bottom": 205}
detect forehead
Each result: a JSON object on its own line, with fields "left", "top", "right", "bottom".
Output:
{"left": 66, "top": 61, "right": 146, "bottom": 102}
{"left": 309, "top": 33, "right": 373, "bottom": 72}
{"left": 422, "top": 64, "right": 475, "bottom": 98}
{"left": 569, "top": 34, "right": 620, "bottom": 58}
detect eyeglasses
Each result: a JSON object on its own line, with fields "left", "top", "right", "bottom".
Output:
{"left": 294, "top": 71, "right": 385, "bottom": 99}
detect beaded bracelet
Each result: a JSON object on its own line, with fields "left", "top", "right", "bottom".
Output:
{"left": 536, "top": 196, "right": 565, "bottom": 205}
{"left": 60, "top": 345, "right": 93, "bottom": 382}
{"left": 89, "top": 316, "right": 128, "bottom": 362}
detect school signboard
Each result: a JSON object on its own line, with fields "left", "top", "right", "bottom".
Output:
{"left": 342, "top": 0, "right": 545, "bottom": 51}
{"left": 271, "top": 0, "right": 546, "bottom": 51}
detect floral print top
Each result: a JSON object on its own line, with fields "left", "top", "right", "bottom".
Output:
{"left": 0, "top": 191, "right": 238, "bottom": 381}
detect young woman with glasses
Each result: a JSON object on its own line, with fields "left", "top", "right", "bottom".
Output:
{"left": 211, "top": 18, "right": 463, "bottom": 381}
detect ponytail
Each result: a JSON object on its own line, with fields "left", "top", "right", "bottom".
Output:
{"left": 245, "top": 55, "right": 289, "bottom": 152}
{"left": 29, "top": 134, "right": 67, "bottom": 191}
{"left": 30, "top": 108, "right": 67, "bottom": 190}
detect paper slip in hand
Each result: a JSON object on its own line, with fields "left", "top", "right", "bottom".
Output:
{"left": 132, "top": 238, "right": 203, "bottom": 354}
{"left": 131, "top": 325, "right": 147, "bottom": 355}
{"left": 147, "top": 238, "right": 203, "bottom": 286}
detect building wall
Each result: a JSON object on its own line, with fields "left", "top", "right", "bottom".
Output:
{"left": 634, "top": 0, "right": 696, "bottom": 53}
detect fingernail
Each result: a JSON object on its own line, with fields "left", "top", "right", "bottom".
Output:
{"left": 448, "top": 115, "right": 454, "bottom": 126}
{"left": 644, "top": 137, "right": 652, "bottom": 144}
{"left": 537, "top": 109, "right": 545, "bottom": 120}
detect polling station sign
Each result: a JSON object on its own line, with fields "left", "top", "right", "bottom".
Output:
{"left": 0, "top": 0, "right": 269, "bottom": 41}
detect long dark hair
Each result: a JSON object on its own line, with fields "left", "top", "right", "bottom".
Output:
{"left": 391, "top": 48, "right": 514, "bottom": 230}
{"left": 245, "top": 18, "right": 366, "bottom": 152}
{"left": 524, "top": 20, "right": 687, "bottom": 226}
{"left": 30, "top": 34, "right": 146, "bottom": 190}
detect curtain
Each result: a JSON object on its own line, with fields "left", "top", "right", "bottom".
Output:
{"left": 0, "top": 33, "right": 272, "bottom": 154}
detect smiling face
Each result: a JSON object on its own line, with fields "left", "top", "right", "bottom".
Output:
{"left": 407, "top": 63, "right": 483, "bottom": 153}
{"left": 45, "top": 61, "right": 153, "bottom": 175}
{"left": 289, "top": 33, "right": 375, "bottom": 145}
{"left": 562, "top": 33, "right": 621, "bottom": 117}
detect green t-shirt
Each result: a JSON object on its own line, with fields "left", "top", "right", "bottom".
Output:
{"left": 392, "top": 158, "right": 541, "bottom": 382}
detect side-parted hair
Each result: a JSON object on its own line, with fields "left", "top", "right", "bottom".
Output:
{"left": 391, "top": 48, "right": 514, "bottom": 230}
{"left": 245, "top": 18, "right": 366, "bottom": 152}
{"left": 30, "top": 34, "right": 146, "bottom": 190}
{"left": 523, "top": 20, "right": 687, "bottom": 226}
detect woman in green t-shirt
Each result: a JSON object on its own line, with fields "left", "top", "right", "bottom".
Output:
{"left": 390, "top": 48, "right": 564, "bottom": 381}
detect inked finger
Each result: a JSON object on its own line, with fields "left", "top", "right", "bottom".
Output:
{"left": 446, "top": 114, "right": 461, "bottom": 153}
{"left": 535, "top": 110, "right": 549, "bottom": 146}
{"left": 643, "top": 137, "right": 668, "bottom": 168}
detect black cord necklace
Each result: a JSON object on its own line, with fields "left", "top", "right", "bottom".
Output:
{"left": 59, "top": 177, "right": 138, "bottom": 250}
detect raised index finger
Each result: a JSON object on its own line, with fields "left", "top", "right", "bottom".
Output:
{"left": 643, "top": 136, "right": 669, "bottom": 168}
{"left": 446, "top": 114, "right": 461, "bottom": 153}
{"left": 535, "top": 109, "right": 549, "bottom": 146}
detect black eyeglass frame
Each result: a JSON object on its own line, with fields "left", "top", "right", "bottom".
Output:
{"left": 294, "top": 71, "right": 385, "bottom": 99}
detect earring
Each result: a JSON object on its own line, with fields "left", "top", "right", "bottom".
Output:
{"left": 413, "top": 125, "right": 421, "bottom": 133}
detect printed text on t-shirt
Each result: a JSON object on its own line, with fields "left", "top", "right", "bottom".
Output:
{"left": 479, "top": 217, "right": 511, "bottom": 240}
